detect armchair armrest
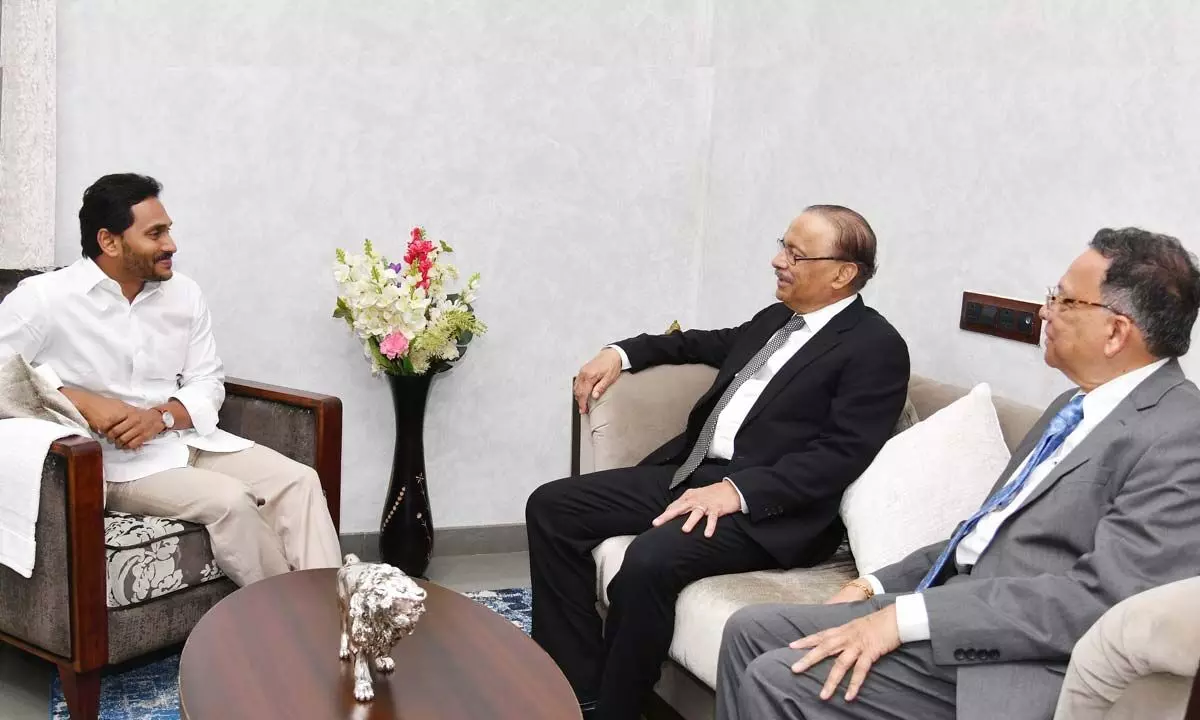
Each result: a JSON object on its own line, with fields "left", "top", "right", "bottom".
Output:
{"left": 571, "top": 364, "right": 717, "bottom": 475}
{"left": 220, "top": 378, "right": 342, "bottom": 532}
{"left": 1056, "top": 575, "right": 1200, "bottom": 719}
{"left": 0, "top": 436, "right": 106, "bottom": 670}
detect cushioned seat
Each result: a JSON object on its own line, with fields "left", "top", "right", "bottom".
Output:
{"left": 574, "top": 365, "right": 1045, "bottom": 718}
{"left": 103, "top": 512, "right": 226, "bottom": 609}
{"left": 594, "top": 536, "right": 856, "bottom": 687}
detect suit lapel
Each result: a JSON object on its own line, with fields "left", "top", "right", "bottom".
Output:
{"left": 1008, "top": 410, "right": 1127, "bottom": 512}
{"left": 691, "top": 304, "right": 793, "bottom": 418}
{"left": 738, "top": 297, "right": 866, "bottom": 428}
{"left": 981, "top": 396, "right": 1066, "bottom": 499}
{"left": 1005, "top": 360, "right": 1185, "bottom": 515}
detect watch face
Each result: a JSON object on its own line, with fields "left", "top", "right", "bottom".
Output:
{"left": 162, "top": 410, "right": 175, "bottom": 429}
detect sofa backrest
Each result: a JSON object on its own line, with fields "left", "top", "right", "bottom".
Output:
{"left": 577, "top": 366, "right": 1047, "bottom": 476}
{"left": 0, "top": 269, "right": 50, "bottom": 303}
{"left": 908, "top": 374, "right": 1043, "bottom": 452}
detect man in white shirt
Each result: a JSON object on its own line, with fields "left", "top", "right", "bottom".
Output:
{"left": 527, "top": 206, "right": 912, "bottom": 719}
{"left": 715, "top": 227, "right": 1200, "bottom": 720}
{"left": 0, "top": 173, "right": 341, "bottom": 586}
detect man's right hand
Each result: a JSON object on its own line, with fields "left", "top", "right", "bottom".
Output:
{"left": 825, "top": 581, "right": 872, "bottom": 605}
{"left": 573, "top": 348, "right": 623, "bottom": 414}
{"left": 60, "top": 387, "right": 138, "bottom": 435}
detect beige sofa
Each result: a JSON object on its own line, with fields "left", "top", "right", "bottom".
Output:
{"left": 570, "top": 364, "right": 1199, "bottom": 720}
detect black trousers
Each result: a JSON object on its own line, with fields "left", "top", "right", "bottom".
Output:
{"left": 526, "top": 463, "right": 777, "bottom": 720}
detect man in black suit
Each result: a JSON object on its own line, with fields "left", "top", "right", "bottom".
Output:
{"left": 526, "top": 205, "right": 911, "bottom": 720}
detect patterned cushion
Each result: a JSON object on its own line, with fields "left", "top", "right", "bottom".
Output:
{"left": 104, "top": 512, "right": 226, "bottom": 609}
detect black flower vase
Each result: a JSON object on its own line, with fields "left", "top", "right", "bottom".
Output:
{"left": 379, "top": 373, "right": 435, "bottom": 577}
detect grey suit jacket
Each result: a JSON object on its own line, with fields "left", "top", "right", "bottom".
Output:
{"left": 872, "top": 360, "right": 1200, "bottom": 715}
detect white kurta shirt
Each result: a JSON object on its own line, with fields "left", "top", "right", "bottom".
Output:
{"left": 0, "top": 258, "right": 252, "bottom": 483}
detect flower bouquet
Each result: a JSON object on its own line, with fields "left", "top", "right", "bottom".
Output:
{"left": 332, "top": 228, "right": 486, "bottom": 376}
{"left": 331, "top": 227, "right": 486, "bottom": 575}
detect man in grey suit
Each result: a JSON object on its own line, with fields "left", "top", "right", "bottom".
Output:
{"left": 714, "top": 227, "right": 1200, "bottom": 720}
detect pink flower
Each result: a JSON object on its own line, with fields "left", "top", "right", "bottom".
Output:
{"left": 379, "top": 332, "right": 409, "bottom": 359}
{"left": 404, "top": 240, "right": 434, "bottom": 265}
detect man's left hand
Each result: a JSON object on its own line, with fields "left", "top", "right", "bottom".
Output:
{"left": 789, "top": 604, "right": 901, "bottom": 702}
{"left": 106, "top": 408, "right": 166, "bottom": 450}
{"left": 652, "top": 479, "right": 742, "bottom": 537}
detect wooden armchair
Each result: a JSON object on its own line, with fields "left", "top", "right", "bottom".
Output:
{"left": 0, "top": 269, "right": 342, "bottom": 720}
{"left": 0, "top": 378, "right": 341, "bottom": 720}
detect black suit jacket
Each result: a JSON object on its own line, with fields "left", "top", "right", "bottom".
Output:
{"left": 618, "top": 297, "right": 910, "bottom": 568}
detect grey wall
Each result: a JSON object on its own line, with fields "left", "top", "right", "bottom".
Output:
{"left": 697, "top": 1, "right": 1200, "bottom": 406}
{"left": 56, "top": 1, "right": 712, "bottom": 531}
{"left": 56, "top": 1, "right": 1200, "bottom": 530}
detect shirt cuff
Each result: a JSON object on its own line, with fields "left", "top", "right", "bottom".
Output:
{"left": 862, "top": 574, "right": 885, "bottom": 596}
{"left": 171, "top": 385, "right": 220, "bottom": 436}
{"left": 606, "top": 344, "right": 632, "bottom": 371}
{"left": 724, "top": 478, "right": 749, "bottom": 513}
{"left": 33, "top": 363, "right": 64, "bottom": 389}
{"left": 894, "top": 593, "right": 932, "bottom": 643}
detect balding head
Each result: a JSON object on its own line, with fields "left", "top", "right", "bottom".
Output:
{"left": 773, "top": 205, "right": 878, "bottom": 313}
{"left": 804, "top": 205, "right": 877, "bottom": 292}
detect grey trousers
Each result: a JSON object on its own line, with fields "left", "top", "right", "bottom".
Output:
{"left": 715, "top": 596, "right": 957, "bottom": 720}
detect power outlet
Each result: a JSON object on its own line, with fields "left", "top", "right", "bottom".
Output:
{"left": 960, "top": 292, "right": 1042, "bottom": 346}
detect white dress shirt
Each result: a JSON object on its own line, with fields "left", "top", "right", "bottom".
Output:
{"left": 610, "top": 294, "right": 860, "bottom": 511}
{"left": 0, "top": 258, "right": 252, "bottom": 483}
{"left": 868, "top": 358, "right": 1168, "bottom": 643}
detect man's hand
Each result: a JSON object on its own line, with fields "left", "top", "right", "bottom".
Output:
{"left": 652, "top": 480, "right": 742, "bottom": 537}
{"left": 789, "top": 604, "right": 901, "bottom": 702}
{"left": 573, "top": 348, "right": 623, "bottom": 414}
{"left": 61, "top": 388, "right": 137, "bottom": 434}
{"left": 825, "top": 581, "right": 872, "bottom": 605}
{"left": 105, "top": 408, "right": 166, "bottom": 450}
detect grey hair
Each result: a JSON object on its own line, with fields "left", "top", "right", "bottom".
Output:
{"left": 1089, "top": 227, "right": 1200, "bottom": 358}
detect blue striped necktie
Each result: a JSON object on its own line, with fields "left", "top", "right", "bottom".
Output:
{"left": 915, "top": 394, "right": 1085, "bottom": 591}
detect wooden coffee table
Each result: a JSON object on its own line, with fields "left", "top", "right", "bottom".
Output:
{"left": 178, "top": 568, "right": 581, "bottom": 719}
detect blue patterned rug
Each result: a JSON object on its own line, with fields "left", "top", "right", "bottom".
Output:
{"left": 49, "top": 587, "right": 532, "bottom": 719}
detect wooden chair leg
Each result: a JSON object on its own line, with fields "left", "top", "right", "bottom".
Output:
{"left": 57, "top": 664, "right": 101, "bottom": 720}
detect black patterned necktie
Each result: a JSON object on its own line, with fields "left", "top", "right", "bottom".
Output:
{"left": 669, "top": 314, "right": 807, "bottom": 489}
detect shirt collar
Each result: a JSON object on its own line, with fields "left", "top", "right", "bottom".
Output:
{"left": 1078, "top": 358, "right": 1170, "bottom": 425}
{"left": 69, "top": 257, "right": 162, "bottom": 300}
{"left": 70, "top": 257, "right": 112, "bottom": 293}
{"left": 796, "top": 293, "right": 859, "bottom": 334}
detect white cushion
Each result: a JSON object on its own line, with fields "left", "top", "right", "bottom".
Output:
{"left": 840, "top": 382, "right": 1012, "bottom": 576}
{"left": 592, "top": 538, "right": 856, "bottom": 687}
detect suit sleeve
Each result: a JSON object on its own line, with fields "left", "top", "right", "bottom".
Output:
{"left": 730, "top": 327, "right": 911, "bottom": 519}
{"left": 870, "top": 540, "right": 953, "bottom": 593}
{"left": 921, "top": 422, "right": 1200, "bottom": 666}
{"left": 614, "top": 309, "right": 769, "bottom": 372}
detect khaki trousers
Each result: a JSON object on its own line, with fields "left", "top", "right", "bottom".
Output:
{"left": 105, "top": 444, "right": 342, "bottom": 586}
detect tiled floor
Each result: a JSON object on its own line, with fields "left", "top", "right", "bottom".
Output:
{"left": 0, "top": 551, "right": 531, "bottom": 720}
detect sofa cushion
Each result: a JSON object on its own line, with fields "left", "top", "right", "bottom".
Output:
{"left": 840, "top": 383, "right": 1012, "bottom": 576}
{"left": 593, "top": 536, "right": 856, "bottom": 687}
{"left": 104, "top": 511, "right": 226, "bottom": 609}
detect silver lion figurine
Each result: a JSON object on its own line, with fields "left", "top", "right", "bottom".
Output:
{"left": 337, "top": 553, "right": 428, "bottom": 701}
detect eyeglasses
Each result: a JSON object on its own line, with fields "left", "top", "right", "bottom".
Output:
{"left": 776, "top": 238, "right": 856, "bottom": 267}
{"left": 1044, "top": 286, "right": 1127, "bottom": 316}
